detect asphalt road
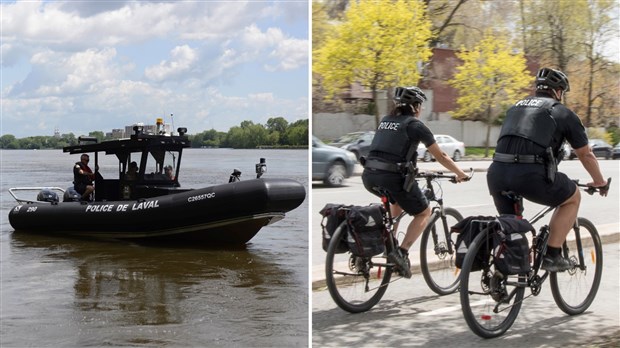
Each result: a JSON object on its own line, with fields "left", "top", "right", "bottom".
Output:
{"left": 311, "top": 159, "right": 620, "bottom": 347}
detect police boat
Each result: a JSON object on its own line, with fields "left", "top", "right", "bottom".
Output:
{"left": 7, "top": 124, "right": 306, "bottom": 245}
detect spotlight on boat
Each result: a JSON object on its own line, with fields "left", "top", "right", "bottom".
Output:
{"left": 256, "top": 158, "right": 266, "bottom": 179}
{"left": 229, "top": 169, "right": 242, "bottom": 183}
{"left": 133, "top": 125, "right": 144, "bottom": 135}
{"left": 177, "top": 127, "right": 187, "bottom": 136}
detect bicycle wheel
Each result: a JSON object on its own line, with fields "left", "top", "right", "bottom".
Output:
{"left": 459, "top": 230, "right": 525, "bottom": 338}
{"left": 325, "top": 221, "right": 392, "bottom": 313}
{"left": 419, "top": 207, "right": 463, "bottom": 295}
{"left": 549, "top": 217, "right": 603, "bottom": 315}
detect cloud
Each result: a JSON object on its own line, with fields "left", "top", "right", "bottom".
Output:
{"left": 267, "top": 36, "right": 308, "bottom": 71}
{"left": 145, "top": 45, "right": 199, "bottom": 82}
{"left": 9, "top": 48, "right": 123, "bottom": 97}
{"left": 58, "top": 1, "right": 130, "bottom": 18}
{"left": 242, "top": 25, "right": 308, "bottom": 71}
{"left": 0, "top": 1, "right": 308, "bottom": 138}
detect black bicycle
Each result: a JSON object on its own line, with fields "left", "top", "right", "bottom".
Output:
{"left": 324, "top": 170, "right": 471, "bottom": 313}
{"left": 418, "top": 171, "right": 472, "bottom": 295}
{"left": 459, "top": 178, "right": 611, "bottom": 338}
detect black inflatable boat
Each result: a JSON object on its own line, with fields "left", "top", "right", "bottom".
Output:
{"left": 8, "top": 125, "right": 306, "bottom": 245}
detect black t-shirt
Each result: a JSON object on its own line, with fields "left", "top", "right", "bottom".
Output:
{"left": 496, "top": 93, "right": 588, "bottom": 156}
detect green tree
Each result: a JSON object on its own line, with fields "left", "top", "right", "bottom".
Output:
{"left": 313, "top": 0, "right": 434, "bottom": 126}
{"left": 0, "top": 134, "right": 16, "bottom": 149}
{"left": 62, "top": 133, "right": 77, "bottom": 146}
{"left": 518, "top": 0, "right": 619, "bottom": 127}
{"left": 449, "top": 31, "right": 531, "bottom": 157}
{"left": 519, "top": 0, "right": 587, "bottom": 72}
{"left": 577, "top": 0, "right": 618, "bottom": 127}
{"left": 285, "top": 119, "right": 309, "bottom": 146}
{"left": 266, "top": 117, "right": 289, "bottom": 134}
{"left": 203, "top": 129, "right": 225, "bottom": 147}
{"left": 225, "top": 121, "right": 269, "bottom": 149}
{"left": 312, "top": 1, "right": 332, "bottom": 50}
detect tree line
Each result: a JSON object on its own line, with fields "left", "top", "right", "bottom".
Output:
{"left": 313, "top": 0, "right": 619, "bottom": 155}
{"left": 0, "top": 117, "right": 308, "bottom": 150}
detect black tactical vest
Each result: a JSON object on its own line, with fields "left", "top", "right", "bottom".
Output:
{"left": 499, "top": 97, "right": 558, "bottom": 148}
{"left": 370, "top": 115, "right": 416, "bottom": 162}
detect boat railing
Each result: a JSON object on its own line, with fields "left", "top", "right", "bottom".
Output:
{"left": 8, "top": 187, "right": 66, "bottom": 204}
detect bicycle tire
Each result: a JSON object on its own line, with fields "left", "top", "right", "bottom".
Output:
{"left": 419, "top": 207, "right": 463, "bottom": 295}
{"left": 459, "top": 229, "right": 525, "bottom": 338}
{"left": 325, "top": 221, "right": 392, "bottom": 313}
{"left": 549, "top": 217, "right": 603, "bottom": 315}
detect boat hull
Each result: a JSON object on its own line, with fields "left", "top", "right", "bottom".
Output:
{"left": 8, "top": 178, "right": 305, "bottom": 245}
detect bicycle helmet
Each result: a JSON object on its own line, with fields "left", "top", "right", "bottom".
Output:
{"left": 393, "top": 86, "right": 427, "bottom": 105}
{"left": 536, "top": 68, "right": 570, "bottom": 92}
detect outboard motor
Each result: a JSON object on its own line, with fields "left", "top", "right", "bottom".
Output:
{"left": 37, "top": 189, "right": 59, "bottom": 203}
{"left": 63, "top": 187, "right": 81, "bottom": 202}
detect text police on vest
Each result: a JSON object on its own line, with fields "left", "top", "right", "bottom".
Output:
{"left": 378, "top": 122, "right": 400, "bottom": 131}
{"left": 515, "top": 99, "right": 544, "bottom": 107}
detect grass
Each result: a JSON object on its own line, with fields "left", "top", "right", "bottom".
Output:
{"left": 465, "top": 147, "right": 495, "bottom": 158}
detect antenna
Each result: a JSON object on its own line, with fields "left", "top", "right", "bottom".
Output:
{"left": 170, "top": 113, "right": 175, "bottom": 135}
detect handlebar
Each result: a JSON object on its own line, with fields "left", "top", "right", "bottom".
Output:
{"left": 574, "top": 177, "right": 611, "bottom": 196}
{"left": 416, "top": 168, "right": 474, "bottom": 183}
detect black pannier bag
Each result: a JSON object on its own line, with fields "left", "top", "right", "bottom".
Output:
{"left": 319, "top": 203, "right": 350, "bottom": 253}
{"left": 492, "top": 215, "right": 535, "bottom": 275}
{"left": 451, "top": 216, "right": 496, "bottom": 271}
{"left": 345, "top": 204, "right": 386, "bottom": 257}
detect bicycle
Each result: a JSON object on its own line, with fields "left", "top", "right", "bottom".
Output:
{"left": 459, "top": 178, "right": 611, "bottom": 338}
{"left": 324, "top": 170, "right": 472, "bottom": 313}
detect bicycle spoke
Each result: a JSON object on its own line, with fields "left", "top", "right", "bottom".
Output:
{"left": 325, "top": 221, "right": 392, "bottom": 313}
{"left": 460, "top": 232, "right": 524, "bottom": 338}
{"left": 550, "top": 218, "right": 603, "bottom": 315}
{"left": 420, "top": 207, "right": 463, "bottom": 295}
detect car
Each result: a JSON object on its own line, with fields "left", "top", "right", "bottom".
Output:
{"left": 567, "top": 139, "right": 613, "bottom": 160}
{"left": 560, "top": 142, "right": 572, "bottom": 161}
{"left": 417, "top": 134, "right": 465, "bottom": 162}
{"left": 312, "top": 135, "right": 357, "bottom": 187}
{"left": 328, "top": 132, "right": 366, "bottom": 148}
{"left": 589, "top": 139, "right": 613, "bottom": 159}
{"left": 612, "top": 143, "right": 620, "bottom": 160}
{"left": 341, "top": 131, "right": 374, "bottom": 162}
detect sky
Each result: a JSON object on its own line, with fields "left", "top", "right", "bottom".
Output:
{"left": 0, "top": 0, "right": 309, "bottom": 138}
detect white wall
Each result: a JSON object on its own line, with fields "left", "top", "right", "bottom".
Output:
{"left": 313, "top": 112, "right": 501, "bottom": 147}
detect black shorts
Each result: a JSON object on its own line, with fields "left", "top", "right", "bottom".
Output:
{"left": 74, "top": 183, "right": 91, "bottom": 195}
{"left": 362, "top": 169, "right": 429, "bottom": 215}
{"left": 486, "top": 162, "right": 577, "bottom": 214}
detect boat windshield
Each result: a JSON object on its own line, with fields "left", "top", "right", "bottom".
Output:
{"left": 144, "top": 150, "right": 179, "bottom": 181}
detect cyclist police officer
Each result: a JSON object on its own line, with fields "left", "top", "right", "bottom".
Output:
{"left": 362, "top": 86, "right": 469, "bottom": 278}
{"left": 487, "top": 67, "right": 608, "bottom": 272}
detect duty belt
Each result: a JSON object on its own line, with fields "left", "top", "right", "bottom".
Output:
{"left": 363, "top": 158, "right": 406, "bottom": 173}
{"left": 493, "top": 152, "right": 545, "bottom": 164}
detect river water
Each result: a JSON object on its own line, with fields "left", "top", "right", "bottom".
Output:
{"left": 0, "top": 148, "right": 309, "bottom": 347}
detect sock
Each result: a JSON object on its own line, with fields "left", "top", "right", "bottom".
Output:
{"left": 546, "top": 246, "right": 561, "bottom": 257}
